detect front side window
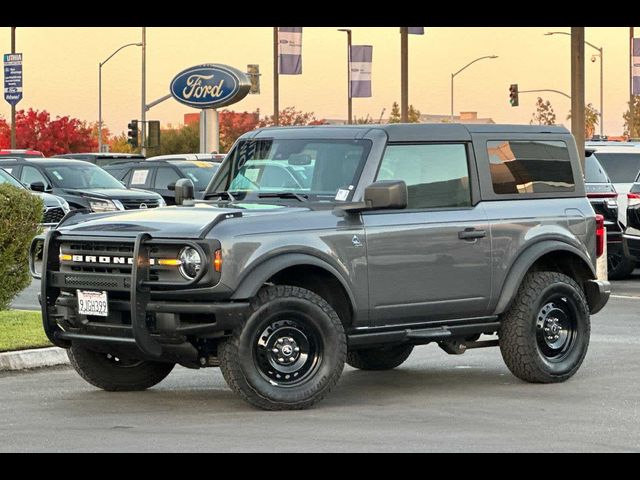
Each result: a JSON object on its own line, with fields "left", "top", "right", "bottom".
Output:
{"left": 208, "top": 138, "right": 371, "bottom": 201}
{"left": 377, "top": 144, "right": 471, "bottom": 209}
{"left": 487, "top": 140, "right": 574, "bottom": 194}
{"left": 21, "top": 166, "right": 50, "bottom": 188}
{"left": 154, "top": 167, "right": 181, "bottom": 189}
{"left": 591, "top": 152, "right": 640, "bottom": 183}
{"left": 0, "top": 168, "right": 24, "bottom": 188}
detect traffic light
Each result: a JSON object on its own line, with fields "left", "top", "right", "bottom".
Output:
{"left": 509, "top": 84, "right": 519, "bottom": 107}
{"left": 247, "top": 64, "right": 260, "bottom": 94}
{"left": 147, "top": 120, "right": 160, "bottom": 148}
{"left": 127, "top": 120, "right": 139, "bottom": 147}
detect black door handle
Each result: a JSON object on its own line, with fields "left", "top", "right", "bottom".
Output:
{"left": 458, "top": 228, "right": 486, "bottom": 240}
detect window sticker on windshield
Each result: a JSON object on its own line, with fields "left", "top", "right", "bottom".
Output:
{"left": 131, "top": 169, "right": 149, "bottom": 185}
{"left": 335, "top": 189, "right": 350, "bottom": 201}
{"left": 187, "top": 172, "right": 199, "bottom": 183}
{"left": 52, "top": 171, "right": 63, "bottom": 180}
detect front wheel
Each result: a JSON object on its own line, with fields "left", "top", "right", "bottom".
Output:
{"left": 498, "top": 271, "right": 590, "bottom": 383}
{"left": 67, "top": 345, "right": 175, "bottom": 391}
{"left": 218, "top": 285, "right": 346, "bottom": 410}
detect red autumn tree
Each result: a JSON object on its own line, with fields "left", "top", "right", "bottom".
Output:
{"left": 219, "top": 110, "right": 260, "bottom": 152}
{"left": 0, "top": 109, "right": 97, "bottom": 156}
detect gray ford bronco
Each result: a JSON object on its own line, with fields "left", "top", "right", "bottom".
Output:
{"left": 31, "top": 124, "right": 610, "bottom": 410}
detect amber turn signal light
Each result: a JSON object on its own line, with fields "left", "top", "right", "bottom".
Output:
{"left": 214, "top": 249, "right": 222, "bottom": 272}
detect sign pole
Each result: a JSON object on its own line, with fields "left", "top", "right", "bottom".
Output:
{"left": 199, "top": 109, "right": 220, "bottom": 154}
{"left": 10, "top": 27, "right": 16, "bottom": 149}
{"left": 400, "top": 27, "right": 408, "bottom": 123}
{"left": 273, "top": 27, "right": 280, "bottom": 126}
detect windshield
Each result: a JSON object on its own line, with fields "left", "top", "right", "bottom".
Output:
{"left": 178, "top": 164, "right": 219, "bottom": 191}
{"left": 0, "top": 168, "right": 24, "bottom": 188}
{"left": 592, "top": 152, "right": 640, "bottom": 183}
{"left": 585, "top": 154, "right": 610, "bottom": 183}
{"left": 44, "top": 164, "right": 124, "bottom": 189}
{"left": 207, "top": 138, "right": 371, "bottom": 201}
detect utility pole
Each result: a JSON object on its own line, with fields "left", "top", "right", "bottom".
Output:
{"left": 141, "top": 27, "right": 147, "bottom": 156}
{"left": 400, "top": 27, "right": 408, "bottom": 122}
{"left": 631, "top": 27, "right": 635, "bottom": 138}
{"left": 273, "top": 27, "right": 280, "bottom": 126}
{"left": 10, "top": 27, "right": 16, "bottom": 149}
{"left": 571, "top": 27, "right": 586, "bottom": 171}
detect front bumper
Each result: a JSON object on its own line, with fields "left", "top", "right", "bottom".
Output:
{"left": 34, "top": 230, "right": 249, "bottom": 362}
{"left": 585, "top": 279, "right": 611, "bottom": 315}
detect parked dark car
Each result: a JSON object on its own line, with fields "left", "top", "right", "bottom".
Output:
{"left": 621, "top": 170, "right": 640, "bottom": 266}
{"left": 0, "top": 166, "right": 70, "bottom": 228}
{"left": 104, "top": 159, "right": 221, "bottom": 204}
{"left": 585, "top": 150, "right": 633, "bottom": 279}
{"left": 0, "top": 158, "right": 164, "bottom": 212}
{"left": 53, "top": 153, "right": 145, "bottom": 167}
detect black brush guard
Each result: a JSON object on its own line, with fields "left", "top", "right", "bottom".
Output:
{"left": 34, "top": 230, "right": 249, "bottom": 360}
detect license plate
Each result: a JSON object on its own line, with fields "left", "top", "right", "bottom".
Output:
{"left": 77, "top": 290, "right": 109, "bottom": 317}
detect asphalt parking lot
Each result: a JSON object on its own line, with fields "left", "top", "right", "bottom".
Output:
{"left": 1, "top": 276, "right": 639, "bottom": 452}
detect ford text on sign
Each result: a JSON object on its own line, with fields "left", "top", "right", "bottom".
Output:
{"left": 169, "top": 64, "right": 250, "bottom": 109}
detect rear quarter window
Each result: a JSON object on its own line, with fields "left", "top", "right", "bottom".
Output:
{"left": 487, "top": 140, "right": 574, "bottom": 194}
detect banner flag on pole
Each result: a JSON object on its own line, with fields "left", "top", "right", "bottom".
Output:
{"left": 350, "top": 45, "right": 373, "bottom": 98}
{"left": 408, "top": 27, "right": 424, "bottom": 35}
{"left": 278, "top": 27, "right": 303, "bottom": 75}
{"left": 633, "top": 38, "right": 640, "bottom": 95}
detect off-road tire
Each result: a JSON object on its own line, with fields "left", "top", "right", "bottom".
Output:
{"left": 218, "top": 285, "right": 347, "bottom": 410}
{"left": 498, "top": 271, "right": 590, "bottom": 383}
{"left": 67, "top": 344, "right": 175, "bottom": 391}
{"left": 346, "top": 344, "right": 414, "bottom": 370}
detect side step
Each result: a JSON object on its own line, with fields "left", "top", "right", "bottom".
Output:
{"left": 348, "top": 321, "right": 500, "bottom": 348}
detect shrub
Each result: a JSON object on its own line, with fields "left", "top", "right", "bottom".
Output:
{"left": 0, "top": 184, "right": 43, "bottom": 310}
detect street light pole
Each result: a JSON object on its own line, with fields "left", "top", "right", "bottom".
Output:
{"left": 141, "top": 27, "right": 147, "bottom": 156}
{"left": 545, "top": 31, "right": 603, "bottom": 137}
{"left": 98, "top": 41, "right": 142, "bottom": 153}
{"left": 450, "top": 55, "right": 498, "bottom": 122}
{"left": 400, "top": 27, "right": 408, "bottom": 122}
{"left": 338, "top": 29, "right": 352, "bottom": 124}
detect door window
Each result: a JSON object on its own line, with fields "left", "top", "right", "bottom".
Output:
{"left": 154, "top": 167, "right": 181, "bottom": 189}
{"left": 20, "top": 166, "right": 50, "bottom": 189}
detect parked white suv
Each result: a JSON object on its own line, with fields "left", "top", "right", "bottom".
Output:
{"left": 585, "top": 143, "right": 640, "bottom": 227}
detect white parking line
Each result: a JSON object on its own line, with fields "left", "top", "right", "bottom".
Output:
{"left": 611, "top": 294, "right": 640, "bottom": 300}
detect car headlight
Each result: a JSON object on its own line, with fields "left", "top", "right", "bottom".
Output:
{"left": 158, "top": 198, "right": 166, "bottom": 207}
{"left": 89, "top": 199, "right": 118, "bottom": 212}
{"left": 178, "top": 247, "right": 202, "bottom": 279}
{"left": 59, "top": 198, "right": 70, "bottom": 213}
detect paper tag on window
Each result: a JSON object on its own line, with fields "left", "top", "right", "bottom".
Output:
{"left": 335, "top": 189, "right": 350, "bottom": 201}
{"left": 131, "top": 169, "right": 149, "bottom": 185}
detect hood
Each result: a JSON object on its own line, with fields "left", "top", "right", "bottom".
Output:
{"left": 57, "top": 202, "right": 309, "bottom": 239}
{"left": 33, "top": 191, "right": 68, "bottom": 209}
{"left": 59, "top": 187, "right": 161, "bottom": 200}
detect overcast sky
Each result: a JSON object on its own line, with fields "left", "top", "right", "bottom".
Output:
{"left": 0, "top": 27, "right": 632, "bottom": 135}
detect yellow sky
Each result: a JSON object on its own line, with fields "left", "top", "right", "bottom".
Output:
{"left": 0, "top": 27, "right": 633, "bottom": 136}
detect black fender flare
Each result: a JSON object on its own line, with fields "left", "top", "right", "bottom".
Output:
{"left": 230, "top": 253, "right": 358, "bottom": 310}
{"left": 493, "top": 240, "right": 596, "bottom": 315}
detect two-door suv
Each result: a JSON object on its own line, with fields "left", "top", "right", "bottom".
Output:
{"left": 32, "top": 124, "right": 610, "bottom": 410}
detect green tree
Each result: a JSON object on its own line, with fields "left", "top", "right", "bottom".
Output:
{"left": 567, "top": 103, "right": 600, "bottom": 139}
{"left": 387, "top": 102, "right": 421, "bottom": 123}
{"left": 530, "top": 97, "right": 557, "bottom": 126}
{"left": 107, "top": 132, "right": 139, "bottom": 154}
{"left": 258, "top": 107, "right": 325, "bottom": 127}
{"left": 156, "top": 123, "right": 199, "bottom": 155}
{"left": 354, "top": 114, "right": 374, "bottom": 124}
{"left": 623, "top": 95, "right": 640, "bottom": 138}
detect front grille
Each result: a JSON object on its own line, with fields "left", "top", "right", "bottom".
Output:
{"left": 119, "top": 199, "right": 160, "bottom": 210}
{"left": 64, "top": 275, "right": 126, "bottom": 289}
{"left": 43, "top": 207, "right": 66, "bottom": 224}
{"left": 64, "top": 242, "right": 135, "bottom": 275}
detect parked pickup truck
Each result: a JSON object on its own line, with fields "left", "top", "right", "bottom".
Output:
{"left": 31, "top": 124, "right": 610, "bottom": 410}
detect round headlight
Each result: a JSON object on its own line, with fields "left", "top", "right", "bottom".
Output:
{"left": 178, "top": 247, "right": 202, "bottom": 279}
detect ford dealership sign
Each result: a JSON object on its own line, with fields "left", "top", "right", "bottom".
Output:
{"left": 170, "top": 64, "right": 250, "bottom": 109}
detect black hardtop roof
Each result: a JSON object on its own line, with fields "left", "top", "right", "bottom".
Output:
{"left": 242, "top": 123, "right": 570, "bottom": 143}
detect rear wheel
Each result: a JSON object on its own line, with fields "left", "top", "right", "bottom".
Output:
{"left": 498, "top": 271, "right": 590, "bottom": 383}
{"left": 607, "top": 251, "right": 635, "bottom": 280}
{"left": 67, "top": 345, "right": 175, "bottom": 391}
{"left": 346, "top": 345, "right": 414, "bottom": 371}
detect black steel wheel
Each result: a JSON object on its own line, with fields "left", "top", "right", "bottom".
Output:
{"left": 499, "top": 271, "right": 590, "bottom": 383}
{"left": 218, "top": 285, "right": 346, "bottom": 410}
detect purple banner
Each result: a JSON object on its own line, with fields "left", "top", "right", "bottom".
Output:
{"left": 350, "top": 45, "right": 373, "bottom": 98}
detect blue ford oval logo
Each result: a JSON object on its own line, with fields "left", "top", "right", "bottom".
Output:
{"left": 170, "top": 64, "right": 250, "bottom": 109}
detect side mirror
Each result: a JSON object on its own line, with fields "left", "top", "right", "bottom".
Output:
{"left": 174, "top": 178, "right": 195, "bottom": 205}
{"left": 167, "top": 182, "right": 177, "bottom": 191}
{"left": 30, "top": 181, "right": 46, "bottom": 192}
{"left": 334, "top": 180, "right": 407, "bottom": 215}
{"left": 364, "top": 180, "right": 408, "bottom": 210}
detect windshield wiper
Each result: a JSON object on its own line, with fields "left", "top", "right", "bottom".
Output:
{"left": 207, "top": 191, "right": 237, "bottom": 202}
{"left": 258, "top": 192, "right": 309, "bottom": 202}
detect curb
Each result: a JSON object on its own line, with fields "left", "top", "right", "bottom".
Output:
{"left": 0, "top": 347, "right": 69, "bottom": 371}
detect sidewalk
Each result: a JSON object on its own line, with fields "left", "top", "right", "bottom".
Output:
{"left": 0, "top": 347, "right": 69, "bottom": 371}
